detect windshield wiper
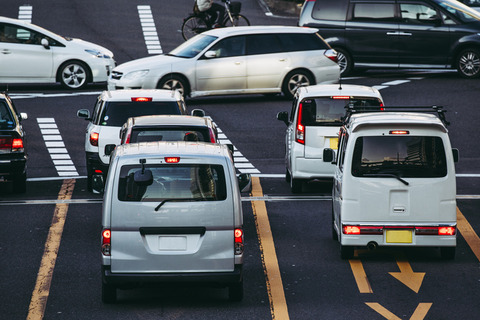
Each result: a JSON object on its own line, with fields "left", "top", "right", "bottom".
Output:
{"left": 362, "top": 173, "right": 409, "bottom": 186}
{"left": 154, "top": 197, "right": 205, "bottom": 211}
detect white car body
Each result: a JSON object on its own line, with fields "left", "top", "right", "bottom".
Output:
{"left": 108, "top": 26, "right": 340, "bottom": 98}
{"left": 0, "top": 16, "right": 115, "bottom": 89}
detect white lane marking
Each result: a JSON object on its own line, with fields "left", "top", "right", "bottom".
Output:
{"left": 18, "top": 5, "right": 32, "bottom": 22}
{"left": 137, "top": 5, "right": 163, "bottom": 54}
{"left": 37, "top": 118, "right": 79, "bottom": 177}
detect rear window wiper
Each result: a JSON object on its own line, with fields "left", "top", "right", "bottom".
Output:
{"left": 362, "top": 173, "right": 409, "bottom": 186}
{"left": 154, "top": 197, "right": 209, "bottom": 211}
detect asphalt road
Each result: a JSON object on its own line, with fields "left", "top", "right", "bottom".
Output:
{"left": 1, "top": 1, "right": 480, "bottom": 319}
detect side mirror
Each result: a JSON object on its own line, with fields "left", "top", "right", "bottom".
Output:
{"left": 276, "top": 111, "right": 289, "bottom": 126}
{"left": 19, "top": 112, "right": 28, "bottom": 121}
{"left": 204, "top": 50, "right": 217, "bottom": 59}
{"left": 105, "top": 144, "right": 116, "bottom": 156}
{"left": 452, "top": 148, "right": 459, "bottom": 163}
{"left": 41, "top": 38, "right": 50, "bottom": 49}
{"left": 323, "top": 148, "right": 335, "bottom": 163}
{"left": 134, "top": 169, "right": 153, "bottom": 186}
{"left": 237, "top": 173, "right": 252, "bottom": 193}
{"left": 191, "top": 108, "right": 206, "bottom": 117}
{"left": 77, "top": 109, "right": 91, "bottom": 120}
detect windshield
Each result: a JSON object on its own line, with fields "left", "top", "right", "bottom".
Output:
{"left": 436, "top": 0, "right": 480, "bottom": 22}
{"left": 99, "top": 101, "right": 183, "bottom": 126}
{"left": 118, "top": 164, "right": 227, "bottom": 202}
{"left": 351, "top": 136, "right": 447, "bottom": 178}
{"left": 169, "top": 34, "right": 218, "bottom": 58}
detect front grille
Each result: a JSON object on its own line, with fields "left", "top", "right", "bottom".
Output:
{"left": 110, "top": 71, "right": 123, "bottom": 80}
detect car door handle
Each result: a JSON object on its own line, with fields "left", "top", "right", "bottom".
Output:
{"left": 398, "top": 32, "right": 412, "bottom": 36}
{"left": 386, "top": 31, "right": 399, "bottom": 35}
{"left": 1, "top": 49, "right": 11, "bottom": 54}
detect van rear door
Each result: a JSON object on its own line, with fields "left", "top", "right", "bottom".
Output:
{"left": 109, "top": 158, "right": 235, "bottom": 273}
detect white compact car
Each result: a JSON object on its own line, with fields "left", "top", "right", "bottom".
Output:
{"left": 277, "top": 84, "right": 384, "bottom": 193}
{"left": 0, "top": 16, "right": 115, "bottom": 89}
{"left": 108, "top": 26, "right": 340, "bottom": 98}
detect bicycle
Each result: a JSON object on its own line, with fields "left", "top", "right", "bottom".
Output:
{"left": 182, "top": 0, "right": 250, "bottom": 41}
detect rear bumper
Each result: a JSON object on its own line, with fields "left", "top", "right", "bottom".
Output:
{"left": 0, "top": 155, "right": 26, "bottom": 178}
{"left": 340, "top": 233, "right": 456, "bottom": 247}
{"left": 86, "top": 152, "right": 109, "bottom": 177}
{"left": 102, "top": 264, "right": 243, "bottom": 287}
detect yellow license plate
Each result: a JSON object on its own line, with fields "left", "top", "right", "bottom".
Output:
{"left": 386, "top": 230, "right": 412, "bottom": 243}
{"left": 329, "top": 138, "right": 338, "bottom": 150}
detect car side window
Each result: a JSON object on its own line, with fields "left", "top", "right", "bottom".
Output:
{"left": 0, "top": 101, "right": 14, "bottom": 127}
{"left": 351, "top": 3, "right": 396, "bottom": 22}
{"left": 277, "top": 33, "right": 329, "bottom": 52}
{"left": 245, "top": 34, "right": 283, "bottom": 55}
{"left": 312, "top": 0, "right": 349, "bottom": 21}
{"left": 0, "top": 23, "right": 43, "bottom": 45}
{"left": 208, "top": 36, "right": 245, "bottom": 58}
{"left": 337, "top": 129, "right": 349, "bottom": 172}
{"left": 290, "top": 97, "right": 298, "bottom": 123}
{"left": 92, "top": 99, "right": 104, "bottom": 124}
{"left": 400, "top": 3, "right": 439, "bottom": 24}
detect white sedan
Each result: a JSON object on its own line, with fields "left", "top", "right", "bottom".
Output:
{"left": 0, "top": 16, "right": 115, "bottom": 89}
{"left": 108, "top": 26, "right": 340, "bottom": 98}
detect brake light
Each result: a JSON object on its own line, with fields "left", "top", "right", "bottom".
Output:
{"left": 296, "top": 103, "right": 305, "bottom": 144}
{"left": 209, "top": 127, "right": 216, "bottom": 143}
{"left": 0, "top": 137, "right": 23, "bottom": 151}
{"left": 415, "top": 226, "right": 456, "bottom": 236}
{"left": 390, "top": 130, "right": 409, "bottom": 135}
{"left": 343, "top": 225, "right": 383, "bottom": 235}
{"left": 324, "top": 49, "right": 338, "bottom": 63}
{"left": 165, "top": 157, "right": 180, "bottom": 163}
{"left": 131, "top": 97, "right": 152, "bottom": 102}
{"left": 234, "top": 228, "right": 244, "bottom": 255}
{"left": 90, "top": 132, "right": 99, "bottom": 146}
{"left": 101, "top": 229, "right": 111, "bottom": 256}
{"left": 332, "top": 96, "right": 351, "bottom": 100}
{"left": 12, "top": 138, "right": 23, "bottom": 149}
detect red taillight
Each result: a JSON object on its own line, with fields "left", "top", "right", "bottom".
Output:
{"left": 296, "top": 102, "right": 305, "bottom": 144}
{"left": 131, "top": 97, "right": 152, "bottom": 102}
{"left": 415, "top": 226, "right": 456, "bottom": 236}
{"left": 390, "top": 130, "right": 409, "bottom": 135}
{"left": 165, "top": 157, "right": 180, "bottom": 163}
{"left": 90, "top": 132, "right": 99, "bottom": 146}
{"left": 343, "top": 226, "right": 361, "bottom": 235}
{"left": 12, "top": 138, "right": 23, "bottom": 149}
{"left": 343, "top": 225, "right": 383, "bottom": 235}
{"left": 209, "top": 127, "right": 216, "bottom": 143}
{"left": 324, "top": 49, "right": 338, "bottom": 64}
{"left": 0, "top": 137, "right": 23, "bottom": 151}
{"left": 234, "top": 228, "right": 244, "bottom": 255}
{"left": 332, "top": 96, "right": 351, "bottom": 100}
{"left": 102, "top": 229, "right": 111, "bottom": 256}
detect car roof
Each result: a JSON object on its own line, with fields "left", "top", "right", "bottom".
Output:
{"left": 298, "top": 84, "right": 383, "bottom": 99}
{"left": 202, "top": 25, "right": 319, "bottom": 38}
{"left": 130, "top": 115, "right": 211, "bottom": 127}
{"left": 100, "top": 89, "right": 182, "bottom": 102}
{"left": 349, "top": 112, "right": 447, "bottom": 133}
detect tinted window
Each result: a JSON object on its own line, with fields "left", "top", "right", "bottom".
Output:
{"left": 246, "top": 34, "right": 283, "bottom": 55}
{"left": 312, "top": 0, "right": 349, "bottom": 21}
{"left": 277, "top": 33, "right": 329, "bottom": 51}
{"left": 0, "top": 23, "right": 59, "bottom": 46}
{"left": 400, "top": 3, "right": 438, "bottom": 24}
{"left": 437, "top": 0, "right": 480, "bottom": 23}
{"left": 352, "top": 3, "right": 396, "bottom": 21}
{"left": 208, "top": 35, "right": 245, "bottom": 58}
{"left": 0, "top": 101, "right": 14, "bottom": 128}
{"left": 118, "top": 164, "right": 227, "bottom": 202}
{"left": 300, "top": 97, "right": 382, "bottom": 126}
{"left": 129, "top": 128, "right": 210, "bottom": 143}
{"left": 99, "top": 101, "right": 183, "bottom": 126}
{"left": 351, "top": 136, "right": 447, "bottom": 178}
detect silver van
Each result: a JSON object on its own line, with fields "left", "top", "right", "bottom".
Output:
{"left": 100, "top": 141, "right": 251, "bottom": 303}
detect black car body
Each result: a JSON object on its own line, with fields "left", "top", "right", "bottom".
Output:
{"left": 299, "top": 0, "right": 480, "bottom": 77}
{"left": 0, "top": 93, "right": 27, "bottom": 193}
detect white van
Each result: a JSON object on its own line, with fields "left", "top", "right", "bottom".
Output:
{"left": 325, "top": 106, "right": 458, "bottom": 259}
{"left": 277, "top": 84, "right": 384, "bottom": 192}
{"left": 100, "top": 141, "right": 251, "bottom": 303}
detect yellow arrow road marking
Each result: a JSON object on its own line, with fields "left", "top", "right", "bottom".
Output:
{"left": 389, "top": 252, "right": 425, "bottom": 293}
{"left": 457, "top": 207, "right": 480, "bottom": 262}
{"left": 250, "top": 176, "right": 289, "bottom": 320}
{"left": 366, "top": 302, "right": 432, "bottom": 320}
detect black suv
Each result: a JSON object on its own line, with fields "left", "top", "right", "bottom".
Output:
{"left": 299, "top": 0, "right": 480, "bottom": 77}
{"left": 0, "top": 93, "right": 27, "bottom": 193}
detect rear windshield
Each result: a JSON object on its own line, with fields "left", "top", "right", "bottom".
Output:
{"left": 0, "top": 101, "right": 14, "bottom": 129}
{"left": 129, "top": 128, "right": 210, "bottom": 143}
{"left": 351, "top": 136, "right": 447, "bottom": 178}
{"left": 118, "top": 164, "right": 227, "bottom": 202}
{"left": 99, "top": 101, "right": 183, "bottom": 126}
{"left": 300, "top": 97, "right": 382, "bottom": 126}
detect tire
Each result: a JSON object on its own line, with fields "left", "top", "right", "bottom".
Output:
{"left": 282, "top": 70, "right": 314, "bottom": 99}
{"left": 58, "top": 60, "right": 90, "bottom": 90}
{"left": 334, "top": 48, "right": 353, "bottom": 77}
{"left": 102, "top": 282, "right": 117, "bottom": 303}
{"left": 290, "top": 178, "right": 303, "bottom": 193}
{"left": 12, "top": 172, "right": 26, "bottom": 193}
{"left": 223, "top": 14, "right": 250, "bottom": 27}
{"left": 157, "top": 75, "right": 189, "bottom": 97}
{"left": 440, "top": 247, "right": 456, "bottom": 260}
{"left": 456, "top": 48, "right": 480, "bottom": 78}
{"left": 228, "top": 280, "right": 243, "bottom": 301}
{"left": 182, "top": 15, "right": 209, "bottom": 41}
{"left": 86, "top": 161, "right": 93, "bottom": 192}
{"left": 340, "top": 245, "right": 354, "bottom": 260}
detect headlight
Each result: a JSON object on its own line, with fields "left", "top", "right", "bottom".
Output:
{"left": 85, "top": 49, "right": 112, "bottom": 59}
{"left": 123, "top": 70, "right": 149, "bottom": 80}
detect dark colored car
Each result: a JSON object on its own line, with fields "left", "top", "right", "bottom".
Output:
{"left": 299, "top": 0, "right": 480, "bottom": 77}
{"left": 0, "top": 93, "right": 27, "bottom": 193}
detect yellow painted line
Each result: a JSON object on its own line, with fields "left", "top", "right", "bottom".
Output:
{"left": 27, "top": 179, "right": 75, "bottom": 320}
{"left": 349, "top": 259, "right": 373, "bottom": 293}
{"left": 410, "top": 303, "right": 433, "bottom": 320}
{"left": 366, "top": 303, "right": 432, "bottom": 320}
{"left": 457, "top": 207, "right": 480, "bottom": 262}
{"left": 250, "top": 176, "right": 289, "bottom": 320}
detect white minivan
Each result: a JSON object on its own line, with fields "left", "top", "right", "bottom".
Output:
{"left": 277, "top": 84, "right": 384, "bottom": 192}
{"left": 100, "top": 141, "right": 251, "bottom": 303}
{"left": 325, "top": 106, "right": 458, "bottom": 259}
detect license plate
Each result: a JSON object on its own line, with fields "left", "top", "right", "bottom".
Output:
{"left": 158, "top": 236, "right": 187, "bottom": 251}
{"left": 386, "top": 230, "right": 412, "bottom": 243}
{"left": 329, "top": 137, "right": 338, "bottom": 150}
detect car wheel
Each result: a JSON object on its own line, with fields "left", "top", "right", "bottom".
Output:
{"left": 157, "top": 75, "right": 189, "bottom": 97}
{"left": 228, "top": 280, "right": 243, "bottom": 302}
{"left": 59, "top": 60, "right": 90, "bottom": 90}
{"left": 335, "top": 48, "right": 353, "bottom": 76}
{"left": 282, "top": 70, "right": 314, "bottom": 99}
{"left": 457, "top": 48, "right": 480, "bottom": 78}
{"left": 340, "top": 245, "right": 354, "bottom": 260}
{"left": 12, "top": 172, "right": 27, "bottom": 193}
{"left": 102, "top": 282, "right": 117, "bottom": 303}
{"left": 440, "top": 247, "right": 455, "bottom": 260}
{"left": 290, "top": 178, "right": 303, "bottom": 193}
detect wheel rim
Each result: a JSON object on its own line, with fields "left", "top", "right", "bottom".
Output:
{"left": 162, "top": 79, "right": 185, "bottom": 96}
{"left": 62, "top": 64, "right": 87, "bottom": 89}
{"left": 287, "top": 73, "right": 310, "bottom": 96}
{"left": 336, "top": 51, "right": 348, "bottom": 74}
{"left": 459, "top": 51, "right": 480, "bottom": 77}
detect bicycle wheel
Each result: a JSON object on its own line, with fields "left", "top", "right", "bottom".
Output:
{"left": 223, "top": 14, "right": 250, "bottom": 27}
{"left": 182, "top": 15, "right": 209, "bottom": 41}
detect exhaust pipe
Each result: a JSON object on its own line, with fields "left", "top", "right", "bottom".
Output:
{"left": 367, "top": 241, "right": 378, "bottom": 251}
